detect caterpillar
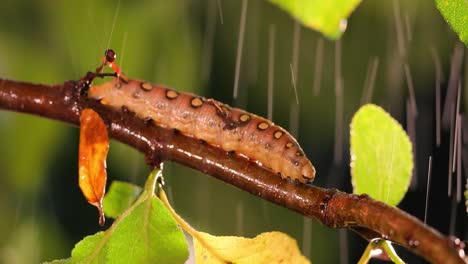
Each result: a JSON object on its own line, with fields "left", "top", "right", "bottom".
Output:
{"left": 86, "top": 50, "right": 316, "bottom": 184}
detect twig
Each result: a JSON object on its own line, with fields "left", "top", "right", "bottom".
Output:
{"left": 0, "top": 78, "right": 466, "bottom": 264}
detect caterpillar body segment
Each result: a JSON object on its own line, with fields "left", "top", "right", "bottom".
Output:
{"left": 89, "top": 78, "right": 316, "bottom": 183}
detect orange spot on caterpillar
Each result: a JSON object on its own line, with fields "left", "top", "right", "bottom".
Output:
{"left": 285, "top": 142, "right": 294, "bottom": 148}
{"left": 166, "top": 90, "right": 179, "bottom": 99}
{"left": 141, "top": 82, "right": 153, "bottom": 91}
{"left": 190, "top": 97, "right": 204, "bottom": 108}
{"left": 239, "top": 114, "right": 251, "bottom": 123}
{"left": 257, "top": 122, "right": 269, "bottom": 130}
{"left": 273, "top": 130, "right": 284, "bottom": 139}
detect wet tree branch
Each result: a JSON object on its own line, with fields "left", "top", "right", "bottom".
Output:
{"left": 0, "top": 78, "right": 466, "bottom": 264}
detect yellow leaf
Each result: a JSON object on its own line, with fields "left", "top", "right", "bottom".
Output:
{"left": 194, "top": 231, "right": 310, "bottom": 264}
{"left": 159, "top": 188, "right": 310, "bottom": 264}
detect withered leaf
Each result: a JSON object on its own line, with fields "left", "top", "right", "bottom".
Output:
{"left": 79, "top": 108, "right": 109, "bottom": 226}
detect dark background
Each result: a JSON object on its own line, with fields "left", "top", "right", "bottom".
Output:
{"left": 0, "top": 0, "right": 466, "bottom": 263}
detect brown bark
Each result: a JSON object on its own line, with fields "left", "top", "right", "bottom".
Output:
{"left": 0, "top": 78, "right": 466, "bottom": 263}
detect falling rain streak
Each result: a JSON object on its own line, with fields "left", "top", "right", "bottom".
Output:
{"left": 339, "top": 229, "right": 349, "bottom": 264}
{"left": 448, "top": 100, "right": 455, "bottom": 196}
{"left": 452, "top": 83, "right": 462, "bottom": 174}
{"left": 444, "top": 43, "right": 464, "bottom": 199}
{"left": 267, "top": 24, "right": 275, "bottom": 120}
{"left": 392, "top": 0, "right": 406, "bottom": 57}
{"left": 431, "top": 48, "right": 442, "bottom": 147}
{"left": 407, "top": 98, "right": 417, "bottom": 189}
{"left": 334, "top": 40, "right": 344, "bottom": 164}
{"left": 448, "top": 81, "right": 462, "bottom": 198}
{"left": 216, "top": 0, "right": 224, "bottom": 24}
{"left": 302, "top": 218, "right": 312, "bottom": 259}
{"left": 366, "top": 57, "right": 379, "bottom": 103}
{"left": 360, "top": 57, "right": 379, "bottom": 105}
{"left": 424, "top": 156, "right": 432, "bottom": 224}
{"left": 105, "top": 0, "right": 121, "bottom": 51}
{"left": 291, "top": 21, "right": 301, "bottom": 105}
{"left": 456, "top": 113, "right": 462, "bottom": 202}
{"left": 232, "top": 0, "right": 248, "bottom": 99}
{"left": 289, "top": 21, "right": 301, "bottom": 138}
{"left": 442, "top": 43, "right": 464, "bottom": 129}
{"left": 404, "top": 63, "right": 418, "bottom": 116}
{"left": 313, "top": 37, "right": 324, "bottom": 96}
{"left": 361, "top": 58, "right": 372, "bottom": 103}
{"left": 403, "top": 13, "right": 413, "bottom": 43}
{"left": 290, "top": 63, "right": 299, "bottom": 105}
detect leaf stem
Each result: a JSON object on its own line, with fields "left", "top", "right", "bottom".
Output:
{"left": 357, "top": 241, "right": 374, "bottom": 264}
{"left": 144, "top": 169, "right": 160, "bottom": 196}
{"left": 158, "top": 187, "right": 227, "bottom": 262}
{"left": 358, "top": 239, "right": 405, "bottom": 264}
{"left": 382, "top": 240, "right": 405, "bottom": 264}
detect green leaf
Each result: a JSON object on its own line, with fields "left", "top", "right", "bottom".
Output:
{"left": 267, "top": 0, "right": 362, "bottom": 39}
{"left": 103, "top": 181, "right": 142, "bottom": 219}
{"left": 435, "top": 0, "right": 468, "bottom": 46}
{"left": 350, "top": 104, "right": 413, "bottom": 206}
{"left": 105, "top": 197, "right": 188, "bottom": 263}
{"left": 69, "top": 232, "right": 107, "bottom": 263}
{"left": 45, "top": 171, "right": 188, "bottom": 264}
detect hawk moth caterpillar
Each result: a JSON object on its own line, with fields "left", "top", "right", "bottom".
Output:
{"left": 85, "top": 50, "right": 316, "bottom": 183}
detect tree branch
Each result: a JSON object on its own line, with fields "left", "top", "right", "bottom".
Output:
{"left": 0, "top": 78, "right": 466, "bottom": 264}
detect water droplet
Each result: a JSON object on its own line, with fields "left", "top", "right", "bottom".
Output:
{"left": 319, "top": 203, "right": 327, "bottom": 215}
{"left": 449, "top": 236, "right": 467, "bottom": 259}
{"left": 450, "top": 237, "right": 462, "bottom": 246}
{"left": 370, "top": 248, "right": 383, "bottom": 257}
{"left": 408, "top": 239, "right": 420, "bottom": 248}
{"left": 339, "top": 19, "right": 348, "bottom": 33}
{"left": 319, "top": 195, "right": 332, "bottom": 217}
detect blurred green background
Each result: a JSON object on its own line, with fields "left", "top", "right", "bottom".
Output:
{"left": 0, "top": 0, "right": 465, "bottom": 263}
